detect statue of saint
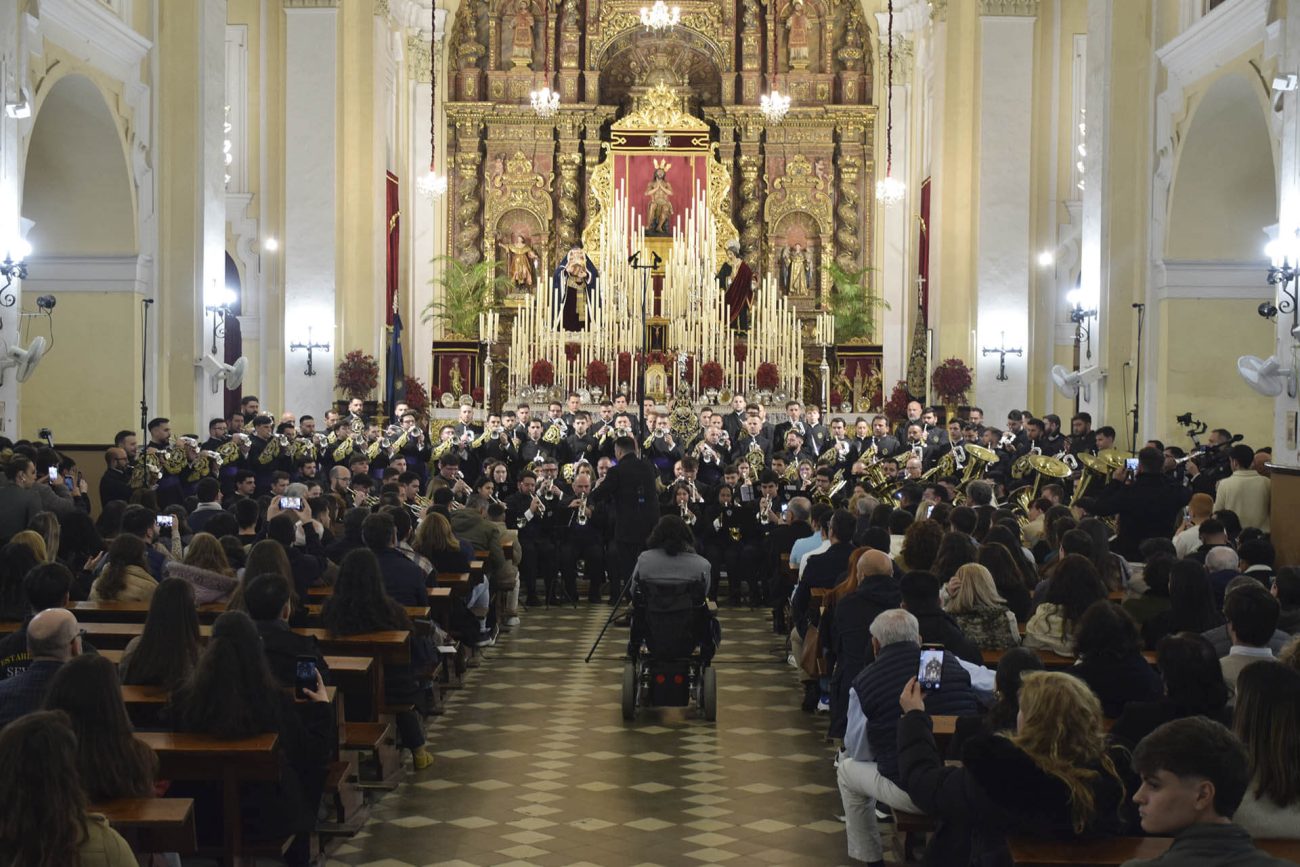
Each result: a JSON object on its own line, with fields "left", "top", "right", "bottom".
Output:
{"left": 644, "top": 164, "right": 674, "bottom": 235}
{"left": 551, "top": 245, "right": 600, "bottom": 331}
{"left": 510, "top": 0, "right": 534, "bottom": 70}
{"left": 782, "top": 243, "right": 813, "bottom": 297}
{"left": 718, "top": 241, "right": 754, "bottom": 331}
{"left": 450, "top": 359, "right": 465, "bottom": 398}
{"left": 499, "top": 234, "right": 539, "bottom": 291}
{"left": 787, "top": 0, "right": 811, "bottom": 70}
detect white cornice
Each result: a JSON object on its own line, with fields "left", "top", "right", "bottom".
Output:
{"left": 22, "top": 255, "right": 145, "bottom": 294}
{"left": 1156, "top": 0, "right": 1268, "bottom": 92}
{"left": 1155, "top": 259, "right": 1271, "bottom": 301}
{"left": 38, "top": 0, "right": 151, "bottom": 85}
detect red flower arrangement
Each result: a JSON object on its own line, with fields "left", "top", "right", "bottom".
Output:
{"left": 883, "top": 380, "right": 912, "bottom": 422}
{"left": 616, "top": 351, "right": 632, "bottom": 384}
{"left": 471, "top": 387, "right": 484, "bottom": 405}
{"left": 700, "top": 361, "right": 724, "bottom": 390}
{"left": 565, "top": 342, "right": 580, "bottom": 362}
{"left": 335, "top": 350, "right": 379, "bottom": 400}
{"left": 530, "top": 359, "right": 555, "bottom": 387}
{"left": 755, "top": 361, "right": 780, "bottom": 391}
{"left": 403, "top": 377, "right": 430, "bottom": 416}
{"left": 585, "top": 359, "right": 610, "bottom": 389}
{"left": 829, "top": 389, "right": 843, "bottom": 407}
{"left": 932, "top": 357, "right": 973, "bottom": 405}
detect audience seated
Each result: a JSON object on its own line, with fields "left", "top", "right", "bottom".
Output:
{"left": 899, "top": 571, "right": 982, "bottom": 665}
{"left": 168, "top": 611, "right": 333, "bottom": 866}
{"left": 0, "top": 562, "right": 76, "bottom": 680}
{"left": 56, "top": 510, "right": 106, "bottom": 600}
{"left": 362, "top": 512, "right": 427, "bottom": 607}
{"left": 0, "top": 607, "right": 82, "bottom": 728}
{"left": 1127, "top": 717, "right": 1293, "bottom": 866}
{"left": 1272, "top": 566, "right": 1300, "bottom": 635}
{"left": 1206, "top": 546, "right": 1244, "bottom": 608}
{"left": 837, "top": 609, "right": 980, "bottom": 867}
{"left": 978, "top": 542, "right": 1034, "bottom": 622}
{"left": 0, "top": 542, "right": 40, "bottom": 623}
{"left": 897, "top": 671, "right": 1127, "bottom": 867}
{"left": 825, "top": 549, "right": 898, "bottom": 739}
{"left": 1141, "top": 559, "right": 1223, "bottom": 650}
{"left": 943, "top": 563, "right": 1019, "bottom": 651}
{"left": 1023, "top": 554, "right": 1106, "bottom": 656}
{"left": 1069, "top": 600, "right": 1163, "bottom": 718}
{"left": 0, "top": 710, "right": 137, "bottom": 865}
{"left": 1231, "top": 663, "right": 1300, "bottom": 838}
{"left": 162, "top": 530, "right": 239, "bottom": 603}
{"left": 1172, "top": 492, "right": 1214, "bottom": 558}
{"left": 1219, "top": 582, "right": 1281, "bottom": 697}
{"left": 1123, "top": 555, "right": 1174, "bottom": 630}
{"left": 946, "top": 647, "right": 1044, "bottom": 759}
{"left": 931, "top": 532, "right": 979, "bottom": 589}
{"left": 244, "top": 573, "right": 332, "bottom": 688}
{"left": 1111, "top": 632, "right": 1231, "bottom": 749}
{"left": 43, "top": 654, "right": 157, "bottom": 801}
{"left": 119, "top": 577, "right": 200, "bottom": 689}
{"left": 89, "top": 534, "right": 158, "bottom": 603}
{"left": 897, "top": 519, "right": 942, "bottom": 573}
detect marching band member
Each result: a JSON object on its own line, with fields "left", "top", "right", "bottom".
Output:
{"left": 504, "top": 470, "right": 556, "bottom": 607}
{"left": 557, "top": 471, "right": 606, "bottom": 602}
{"left": 804, "top": 403, "right": 830, "bottom": 456}
{"left": 561, "top": 411, "right": 598, "bottom": 466}
{"left": 702, "top": 484, "right": 753, "bottom": 604}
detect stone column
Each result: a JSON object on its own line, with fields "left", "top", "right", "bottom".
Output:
{"left": 453, "top": 118, "right": 483, "bottom": 265}
{"left": 872, "top": 21, "right": 913, "bottom": 389}
{"left": 555, "top": 113, "right": 583, "bottom": 255}
{"left": 283, "top": 1, "right": 338, "bottom": 417}
{"left": 1274, "top": 0, "right": 1300, "bottom": 466}
{"left": 973, "top": 0, "right": 1038, "bottom": 421}
{"left": 736, "top": 115, "right": 763, "bottom": 266}
{"left": 0, "top": 5, "right": 23, "bottom": 435}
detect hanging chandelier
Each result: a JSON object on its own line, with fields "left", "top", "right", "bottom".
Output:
{"left": 761, "top": 90, "right": 791, "bottom": 124}
{"left": 640, "top": 0, "right": 680, "bottom": 30}
{"left": 531, "top": 0, "right": 560, "bottom": 118}
{"left": 874, "top": 0, "right": 905, "bottom": 205}
{"left": 418, "top": 19, "right": 447, "bottom": 200}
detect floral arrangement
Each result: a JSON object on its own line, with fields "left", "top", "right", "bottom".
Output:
{"left": 471, "top": 386, "right": 484, "bottom": 405}
{"left": 585, "top": 359, "right": 610, "bottom": 389}
{"left": 883, "top": 379, "right": 912, "bottom": 422}
{"left": 335, "top": 350, "right": 379, "bottom": 400}
{"left": 530, "top": 359, "right": 555, "bottom": 387}
{"left": 565, "top": 342, "right": 580, "bottom": 362}
{"left": 829, "top": 389, "right": 844, "bottom": 407}
{"left": 932, "top": 357, "right": 973, "bottom": 405}
{"left": 734, "top": 341, "right": 748, "bottom": 364}
{"left": 700, "top": 361, "right": 724, "bottom": 390}
{"left": 403, "top": 377, "right": 430, "bottom": 417}
{"left": 616, "top": 351, "right": 632, "bottom": 384}
{"left": 755, "top": 361, "right": 780, "bottom": 391}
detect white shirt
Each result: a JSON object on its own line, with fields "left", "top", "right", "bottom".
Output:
{"left": 1173, "top": 524, "right": 1202, "bottom": 559}
{"left": 797, "top": 538, "right": 832, "bottom": 581}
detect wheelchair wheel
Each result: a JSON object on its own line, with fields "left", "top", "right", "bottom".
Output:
{"left": 621, "top": 661, "right": 637, "bottom": 720}
{"left": 700, "top": 667, "right": 717, "bottom": 722}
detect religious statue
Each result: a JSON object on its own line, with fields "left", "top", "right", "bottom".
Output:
{"left": 499, "top": 233, "right": 539, "bottom": 291}
{"left": 787, "top": 0, "right": 811, "bottom": 70}
{"left": 644, "top": 161, "right": 674, "bottom": 236}
{"left": 551, "top": 244, "right": 600, "bottom": 331}
{"left": 450, "top": 359, "right": 465, "bottom": 398}
{"left": 782, "top": 243, "right": 813, "bottom": 297}
{"left": 718, "top": 241, "right": 755, "bottom": 331}
{"left": 510, "top": 0, "right": 534, "bottom": 70}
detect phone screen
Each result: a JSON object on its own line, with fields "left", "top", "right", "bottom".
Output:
{"left": 155, "top": 515, "right": 174, "bottom": 528}
{"left": 47, "top": 467, "right": 59, "bottom": 482}
{"left": 1125, "top": 457, "right": 1139, "bottom": 472}
{"left": 295, "top": 656, "right": 318, "bottom": 699}
{"left": 918, "top": 647, "right": 944, "bottom": 691}
{"left": 280, "top": 496, "right": 303, "bottom": 511}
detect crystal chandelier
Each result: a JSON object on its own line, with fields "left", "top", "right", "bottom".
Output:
{"left": 530, "top": 85, "right": 560, "bottom": 118}
{"left": 418, "top": 21, "right": 447, "bottom": 200}
{"left": 416, "top": 171, "right": 448, "bottom": 199}
{"left": 875, "top": 0, "right": 905, "bottom": 205}
{"left": 640, "top": 0, "right": 680, "bottom": 30}
{"left": 760, "top": 89, "right": 791, "bottom": 124}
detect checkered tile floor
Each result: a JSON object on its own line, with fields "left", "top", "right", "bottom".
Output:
{"left": 327, "top": 603, "right": 872, "bottom": 866}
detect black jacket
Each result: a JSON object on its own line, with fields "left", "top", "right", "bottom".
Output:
{"left": 790, "top": 541, "right": 854, "bottom": 631}
{"left": 587, "top": 454, "right": 661, "bottom": 546}
{"left": 1092, "top": 474, "right": 1190, "bottom": 561}
{"left": 1109, "top": 698, "right": 1232, "bottom": 750}
{"left": 1121, "top": 822, "right": 1296, "bottom": 867}
{"left": 825, "top": 574, "right": 901, "bottom": 739}
{"left": 896, "top": 710, "right": 1127, "bottom": 867}
{"left": 255, "top": 619, "right": 332, "bottom": 689}
{"left": 1069, "top": 651, "right": 1163, "bottom": 719}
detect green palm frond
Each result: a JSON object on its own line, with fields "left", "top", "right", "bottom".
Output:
{"left": 823, "top": 261, "right": 887, "bottom": 343}
{"left": 422, "top": 257, "right": 514, "bottom": 338}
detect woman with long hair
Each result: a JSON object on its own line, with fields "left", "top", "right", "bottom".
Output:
{"left": 1069, "top": 600, "right": 1163, "bottom": 718}
{"left": 631, "top": 514, "right": 716, "bottom": 659}
{"left": 27, "top": 511, "right": 59, "bottom": 563}
{"left": 1122, "top": 554, "right": 1174, "bottom": 631}
{"left": 1232, "top": 662, "right": 1300, "bottom": 838}
{"left": 227, "top": 538, "right": 297, "bottom": 617}
{"left": 9, "top": 529, "right": 47, "bottom": 562}
{"left": 169, "top": 611, "right": 333, "bottom": 865}
{"left": 320, "top": 549, "right": 431, "bottom": 769}
{"left": 898, "top": 519, "right": 943, "bottom": 573}
{"left": 943, "top": 563, "right": 1019, "bottom": 651}
{"left": 0, "top": 542, "right": 38, "bottom": 620}
{"left": 119, "top": 577, "right": 201, "bottom": 689}
{"left": 1141, "top": 559, "right": 1224, "bottom": 649}
{"left": 1022, "top": 554, "right": 1107, "bottom": 656}
{"left": 0, "top": 711, "right": 137, "bottom": 866}
{"left": 947, "top": 646, "right": 1045, "bottom": 758}
{"left": 411, "top": 511, "right": 470, "bottom": 574}
{"left": 56, "top": 510, "right": 106, "bottom": 601}
{"left": 43, "top": 654, "right": 157, "bottom": 801}
{"left": 95, "top": 499, "right": 127, "bottom": 542}
{"left": 1077, "top": 517, "right": 1129, "bottom": 592}
{"left": 978, "top": 541, "right": 1034, "bottom": 622}
{"left": 1111, "top": 632, "right": 1231, "bottom": 749}
{"left": 897, "top": 670, "right": 1126, "bottom": 866}
{"left": 163, "top": 531, "right": 239, "bottom": 604}
{"left": 985, "top": 524, "right": 1038, "bottom": 582}
{"left": 932, "top": 532, "right": 978, "bottom": 587}
{"left": 89, "top": 533, "right": 157, "bottom": 603}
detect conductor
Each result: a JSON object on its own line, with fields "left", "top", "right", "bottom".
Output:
{"left": 587, "top": 436, "right": 661, "bottom": 604}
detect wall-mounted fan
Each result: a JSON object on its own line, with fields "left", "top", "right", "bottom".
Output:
{"left": 1050, "top": 364, "right": 1104, "bottom": 401}
{"left": 1237, "top": 355, "right": 1296, "bottom": 398}
{"left": 0, "top": 336, "right": 46, "bottom": 385}
{"left": 199, "top": 354, "right": 248, "bottom": 394}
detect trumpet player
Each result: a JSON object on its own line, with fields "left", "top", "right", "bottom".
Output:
{"left": 665, "top": 482, "right": 703, "bottom": 530}
{"left": 559, "top": 472, "right": 606, "bottom": 603}
{"left": 560, "top": 411, "right": 598, "bottom": 465}
{"left": 515, "top": 419, "right": 552, "bottom": 471}
{"left": 645, "top": 415, "right": 683, "bottom": 484}
{"left": 427, "top": 455, "right": 474, "bottom": 502}
{"left": 504, "top": 470, "right": 558, "bottom": 608}
{"left": 397, "top": 410, "right": 433, "bottom": 484}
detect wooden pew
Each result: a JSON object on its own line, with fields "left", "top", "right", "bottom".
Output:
{"left": 70, "top": 599, "right": 429, "bottom": 626}
{"left": 435, "top": 571, "right": 471, "bottom": 597}
{"left": 92, "top": 797, "right": 196, "bottom": 856}
{"left": 1008, "top": 836, "right": 1300, "bottom": 866}
{"left": 931, "top": 715, "right": 1114, "bottom": 753}
{"left": 980, "top": 648, "right": 1157, "bottom": 670}
{"left": 136, "top": 731, "right": 283, "bottom": 861}
{"left": 123, "top": 686, "right": 346, "bottom": 748}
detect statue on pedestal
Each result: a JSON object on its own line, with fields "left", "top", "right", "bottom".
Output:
{"left": 787, "top": 0, "right": 811, "bottom": 70}
{"left": 719, "top": 241, "right": 754, "bottom": 330}
{"left": 499, "top": 234, "right": 539, "bottom": 291}
{"left": 644, "top": 161, "right": 674, "bottom": 235}
{"left": 782, "top": 243, "right": 813, "bottom": 297}
{"left": 510, "top": 0, "right": 534, "bottom": 70}
{"left": 551, "top": 245, "right": 600, "bottom": 331}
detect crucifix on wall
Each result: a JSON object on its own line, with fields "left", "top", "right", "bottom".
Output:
{"left": 981, "top": 332, "right": 1023, "bottom": 382}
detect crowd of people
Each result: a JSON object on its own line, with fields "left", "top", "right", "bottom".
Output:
{"left": 0, "top": 392, "right": 1293, "bottom": 865}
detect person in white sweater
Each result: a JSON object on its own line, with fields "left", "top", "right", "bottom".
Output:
{"left": 1231, "top": 660, "right": 1300, "bottom": 838}
{"left": 1214, "top": 444, "right": 1271, "bottom": 532}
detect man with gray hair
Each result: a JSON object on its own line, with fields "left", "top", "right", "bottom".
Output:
{"left": 1205, "top": 545, "right": 1241, "bottom": 608}
{"left": 0, "top": 608, "right": 82, "bottom": 728}
{"left": 837, "top": 609, "right": 980, "bottom": 866}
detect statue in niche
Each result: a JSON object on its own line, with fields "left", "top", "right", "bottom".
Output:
{"left": 782, "top": 243, "right": 813, "bottom": 297}
{"left": 450, "top": 359, "right": 466, "bottom": 398}
{"left": 552, "top": 245, "right": 601, "bottom": 331}
{"left": 499, "top": 233, "right": 540, "bottom": 291}
{"left": 510, "top": 0, "right": 534, "bottom": 70}
{"left": 787, "top": 0, "right": 811, "bottom": 70}
{"left": 562, "top": 0, "right": 579, "bottom": 29}
{"left": 644, "top": 161, "right": 674, "bottom": 235}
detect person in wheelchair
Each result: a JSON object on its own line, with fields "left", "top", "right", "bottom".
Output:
{"left": 628, "top": 515, "right": 719, "bottom": 664}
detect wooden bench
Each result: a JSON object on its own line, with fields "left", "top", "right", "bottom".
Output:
{"left": 1008, "top": 835, "right": 1300, "bottom": 866}
{"left": 980, "top": 648, "right": 1157, "bottom": 669}
{"left": 92, "top": 797, "right": 196, "bottom": 856}
{"left": 70, "top": 600, "right": 429, "bottom": 625}
{"left": 135, "top": 731, "right": 283, "bottom": 862}
{"left": 931, "top": 715, "right": 1114, "bottom": 753}
{"left": 435, "top": 572, "right": 471, "bottom": 596}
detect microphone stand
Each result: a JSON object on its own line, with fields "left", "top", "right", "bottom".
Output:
{"left": 140, "top": 298, "right": 154, "bottom": 435}
{"left": 1130, "top": 303, "right": 1145, "bottom": 455}
{"left": 629, "top": 251, "right": 657, "bottom": 411}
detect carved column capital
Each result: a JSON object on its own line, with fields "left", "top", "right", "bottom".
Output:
{"left": 980, "top": 0, "right": 1039, "bottom": 16}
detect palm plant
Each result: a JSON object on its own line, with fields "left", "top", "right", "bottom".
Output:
{"left": 422, "top": 256, "right": 514, "bottom": 338}
{"left": 824, "top": 261, "right": 887, "bottom": 343}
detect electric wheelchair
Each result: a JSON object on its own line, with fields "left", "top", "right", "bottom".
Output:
{"left": 621, "top": 576, "right": 718, "bottom": 722}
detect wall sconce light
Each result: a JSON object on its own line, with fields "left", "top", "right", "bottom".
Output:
{"left": 1066, "top": 285, "right": 1098, "bottom": 361}
{"left": 0, "top": 239, "right": 32, "bottom": 305}
{"left": 289, "top": 327, "right": 330, "bottom": 377}
{"left": 1265, "top": 232, "right": 1300, "bottom": 340}
{"left": 204, "top": 286, "right": 237, "bottom": 355}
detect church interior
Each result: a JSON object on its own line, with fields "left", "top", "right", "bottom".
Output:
{"left": 1, "top": 0, "right": 1299, "bottom": 865}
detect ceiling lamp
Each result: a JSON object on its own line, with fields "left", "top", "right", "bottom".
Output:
{"left": 531, "top": 0, "right": 560, "bottom": 118}
{"left": 640, "top": 0, "right": 680, "bottom": 30}
{"left": 418, "top": 18, "right": 447, "bottom": 200}
{"left": 874, "top": 0, "right": 905, "bottom": 205}
{"left": 760, "top": 90, "right": 791, "bottom": 124}
{"left": 416, "top": 171, "right": 448, "bottom": 199}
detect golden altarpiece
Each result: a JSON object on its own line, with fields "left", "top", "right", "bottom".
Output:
{"left": 444, "top": 0, "right": 881, "bottom": 410}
